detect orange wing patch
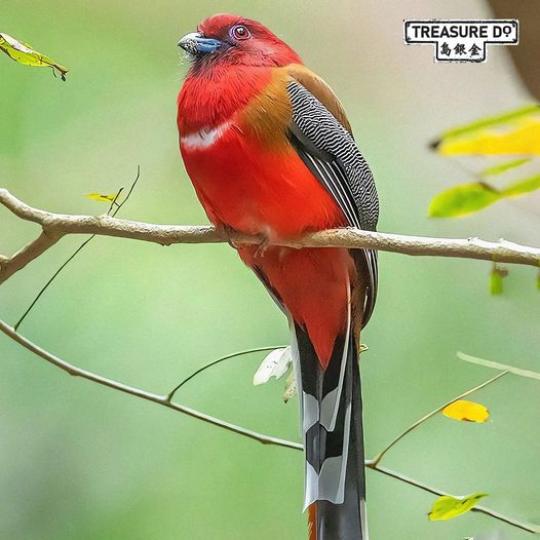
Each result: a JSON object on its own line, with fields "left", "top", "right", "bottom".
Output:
{"left": 239, "top": 64, "right": 353, "bottom": 150}
{"left": 238, "top": 69, "right": 292, "bottom": 149}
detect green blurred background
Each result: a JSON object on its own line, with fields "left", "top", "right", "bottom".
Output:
{"left": 1, "top": 1, "right": 539, "bottom": 539}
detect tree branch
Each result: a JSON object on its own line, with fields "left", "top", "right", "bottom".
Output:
{"left": 1, "top": 317, "right": 538, "bottom": 534}
{"left": 13, "top": 167, "right": 140, "bottom": 331}
{"left": 2, "top": 187, "right": 539, "bottom": 533}
{"left": 0, "top": 230, "right": 62, "bottom": 283}
{"left": 370, "top": 464, "right": 540, "bottom": 534}
{"left": 0, "top": 319, "right": 301, "bottom": 451}
{"left": 458, "top": 351, "right": 540, "bottom": 381}
{"left": 1, "top": 188, "right": 539, "bottom": 286}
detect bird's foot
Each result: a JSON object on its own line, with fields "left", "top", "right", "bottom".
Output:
{"left": 217, "top": 224, "right": 240, "bottom": 249}
{"left": 254, "top": 235, "right": 271, "bottom": 258}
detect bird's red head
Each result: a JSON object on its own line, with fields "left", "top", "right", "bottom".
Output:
{"left": 178, "top": 13, "right": 302, "bottom": 69}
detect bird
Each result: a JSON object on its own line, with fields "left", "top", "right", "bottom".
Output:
{"left": 177, "top": 13, "right": 379, "bottom": 540}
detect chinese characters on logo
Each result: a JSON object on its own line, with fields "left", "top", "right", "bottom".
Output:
{"left": 404, "top": 20, "right": 519, "bottom": 62}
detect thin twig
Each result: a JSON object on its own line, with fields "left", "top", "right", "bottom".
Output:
{"left": 107, "top": 188, "right": 125, "bottom": 215}
{"left": 112, "top": 165, "right": 140, "bottom": 215}
{"left": 1, "top": 319, "right": 538, "bottom": 533}
{"left": 0, "top": 319, "right": 301, "bottom": 451}
{"left": 166, "top": 345, "right": 282, "bottom": 402}
{"left": 1, "top": 188, "right": 539, "bottom": 287}
{"left": 15, "top": 235, "right": 97, "bottom": 331}
{"left": 371, "top": 370, "right": 509, "bottom": 466}
{"left": 368, "top": 464, "right": 540, "bottom": 534}
{"left": 14, "top": 168, "right": 141, "bottom": 330}
{"left": 458, "top": 351, "right": 540, "bottom": 381}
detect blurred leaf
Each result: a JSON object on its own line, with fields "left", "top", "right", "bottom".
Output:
{"left": 430, "top": 172, "right": 540, "bottom": 218}
{"left": 489, "top": 264, "right": 508, "bottom": 295}
{"left": 500, "top": 174, "right": 540, "bottom": 197}
{"left": 537, "top": 270, "right": 540, "bottom": 291}
{"left": 279, "top": 343, "right": 367, "bottom": 401}
{"left": 438, "top": 117, "right": 540, "bottom": 156}
{"left": 431, "top": 104, "right": 540, "bottom": 153}
{"left": 428, "top": 182, "right": 501, "bottom": 217}
{"left": 283, "top": 371, "right": 297, "bottom": 403}
{"left": 253, "top": 347, "right": 292, "bottom": 386}
{"left": 435, "top": 104, "right": 540, "bottom": 144}
{"left": 428, "top": 492, "right": 488, "bottom": 521}
{"left": 480, "top": 158, "right": 530, "bottom": 177}
{"left": 0, "top": 32, "right": 68, "bottom": 80}
{"left": 85, "top": 192, "right": 118, "bottom": 203}
{"left": 442, "top": 399, "right": 489, "bottom": 423}
{"left": 490, "top": 271, "right": 504, "bottom": 295}
{"left": 430, "top": 106, "right": 540, "bottom": 218}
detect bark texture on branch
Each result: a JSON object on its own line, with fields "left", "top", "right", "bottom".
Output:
{"left": 1, "top": 188, "right": 539, "bottom": 285}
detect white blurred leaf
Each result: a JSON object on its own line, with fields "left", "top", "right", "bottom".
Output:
{"left": 253, "top": 347, "right": 292, "bottom": 386}
{"left": 283, "top": 370, "right": 297, "bottom": 402}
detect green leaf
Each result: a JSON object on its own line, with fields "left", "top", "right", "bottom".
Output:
{"left": 480, "top": 158, "right": 530, "bottom": 177}
{"left": 490, "top": 271, "right": 504, "bottom": 295}
{"left": 500, "top": 174, "right": 540, "bottom": 198}
{"left": 428, "top": 183, "right": 501, "bottom": 218}
{"left": 428, "top": 492, "right": 488, "bottom": 521}
{"left": 490, "top": 264, "right": 508, "bottom": 295}
{"left": 429, "top": 173, "right": 540, "bottom": 218}
{"left": 0, "top": 32, "right": 68, "bottom": 80}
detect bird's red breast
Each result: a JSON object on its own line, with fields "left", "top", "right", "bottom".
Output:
{"left": 178, "top": 65, "right": 346, "bottom": 238}
{"left": 178, "top": 44, "right": 355, "bottom": 366}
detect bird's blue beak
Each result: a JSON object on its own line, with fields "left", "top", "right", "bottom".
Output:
{"left": 178, "top": 32, "right": 223, "bottom": 56}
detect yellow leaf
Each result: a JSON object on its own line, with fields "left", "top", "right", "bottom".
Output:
{"left": 85, "top": 192, "right": 117, "bottom": 203}
{"left": 428, "top": 183, "right": 501, "bottom": 218}
{"left": 428, "top": 492, "right": 488, "bottom": 521}
{"left": 0, "top": 32, "right": 68, "bottom": 80}
{"left": 437, "top": 104, "right": 540, "bottom": 142}
{"left": 438, "top": 117, "right": 540, "bottom": 156}
{"left": 442, "top": 399, "right": 489, "bottom": 423}
{"left": 430, "top": 104, "right": 540, "bottom": 156}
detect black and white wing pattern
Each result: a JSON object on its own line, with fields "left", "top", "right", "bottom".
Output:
{"left": 287, "top": 80, "right": 379, "bottom": 325}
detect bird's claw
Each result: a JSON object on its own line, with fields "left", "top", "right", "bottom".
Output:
{"left": 217, "top": 224, "right": 240, "bottom": 249}
{"left": 254, "top": 235, "right": 270, "bottom": 258}
{"left": 217, "top": 225, "right": 271, "bottom": 256}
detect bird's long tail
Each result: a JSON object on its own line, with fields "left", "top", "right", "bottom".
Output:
{"left": 293, "top": 319, "right": 367, "bottom": 540}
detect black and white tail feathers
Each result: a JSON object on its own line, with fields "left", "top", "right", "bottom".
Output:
{"left": 292, "top": 318, "right": 367, "bottom": 540}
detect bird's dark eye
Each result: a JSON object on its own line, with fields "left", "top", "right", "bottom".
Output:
{"left": 230, "top": 24, "right": 251, "bottom": 40}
